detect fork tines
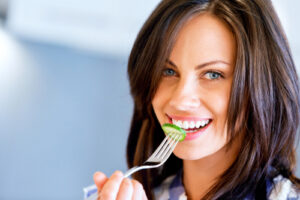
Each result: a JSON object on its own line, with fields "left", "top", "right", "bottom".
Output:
{"left": 146, "top": 132, "right": 180, "bottom": 163}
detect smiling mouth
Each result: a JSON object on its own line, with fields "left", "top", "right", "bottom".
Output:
{"left": 183, "top": 123, "right": 211, "bottom": 133}
{"left": 167, "top": 115, "right": 212, "bottom": 133}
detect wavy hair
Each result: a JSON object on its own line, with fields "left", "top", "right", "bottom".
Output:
{"left": 126, "top": 0, "right": 300, "bottom": 199}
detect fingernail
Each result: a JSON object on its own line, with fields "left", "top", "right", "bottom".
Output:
{"left": 114, "top": 170, "right": 124, "bottom": 177}
{"left": 93, "top": 171, "right": 105, "bottom": 180}
{"left": 93, "top": 171, "right": 100, "bottom": 177}
{"left": 124, "top": 178, "right": 131, "bottom": 184}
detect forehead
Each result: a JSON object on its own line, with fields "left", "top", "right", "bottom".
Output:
{"left": 169, "top": 13, "right": 236, "bottom": 68}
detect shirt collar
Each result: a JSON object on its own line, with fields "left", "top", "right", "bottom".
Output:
{"left": 166, "top": 169, "right": 270, "bottom": 200}
{"left": 169, "top": 169, "right": 187, "bottom": 199}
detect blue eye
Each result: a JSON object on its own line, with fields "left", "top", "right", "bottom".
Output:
{"left": 162, "top": 68, "right": 176, "bottom": 76}
{"left": 206, "top": 72, "right": 221, "bottom": 80}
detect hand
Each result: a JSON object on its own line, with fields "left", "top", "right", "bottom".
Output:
{"left": 93, "top": 171, "right": 148, "bottom": 200}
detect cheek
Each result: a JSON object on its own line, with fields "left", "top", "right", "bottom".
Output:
{"left": 215, "top": 95, "right": 229, "bottom": 117}
{"left": 152, "top": 86, "right": 163, "bottom": 111}
{"left": 203, "top": 88, "right": 230, "bottom": 125}
{"left": 152, "top": 79, "right": 174, "bottom": 108}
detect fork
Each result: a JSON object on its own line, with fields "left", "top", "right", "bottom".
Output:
{"left": 124, "top": 132, "right": 181, "bottom": 178}
{"left": 84, "top": 132, "right": 181, "bottom": 200}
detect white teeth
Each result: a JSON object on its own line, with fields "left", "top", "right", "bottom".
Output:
{"left": 201, "top": 121, "right": 205, "bottom": 127}
{"left": 171, "top": 118, "right": 210, "bottom": 129}
{"left": 177, "top": 120, "right": 182, "bottom": 127}
{"left": 196, "top": 121, "right": 201, "bottom": 128}
{"left": 189, "top": 121, "right": 195, "bottom": 129}
{"left": 183, "top": 121, "right": 189, "bottom": 129}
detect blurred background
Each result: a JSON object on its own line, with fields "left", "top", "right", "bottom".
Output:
{"left": 0, "top": 0, "right": 299, "bottom": 199}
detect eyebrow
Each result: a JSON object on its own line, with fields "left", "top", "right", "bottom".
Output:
{"left": 166, "top": 59, "right": 230, "bottom": 69}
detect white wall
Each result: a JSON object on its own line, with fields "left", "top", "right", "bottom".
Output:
{"left": 272, "top": 0, "right": 300, "bottom": 72}
{"left": 6, "top": 0, "right": 161, "bottom": 56}
{"left": 5, "top": 0, "right": 300, "bottom": 68}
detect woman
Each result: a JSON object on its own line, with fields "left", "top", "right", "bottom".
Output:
{"left": 94, "top": 0, "right": 300, "bottom": 199}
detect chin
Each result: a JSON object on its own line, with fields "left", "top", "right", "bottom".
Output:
{"left": 173, "top": 147, "right": 210, "bottom": 160}
{"left": 173, "top": 142, "right": 226, "bottom": 161}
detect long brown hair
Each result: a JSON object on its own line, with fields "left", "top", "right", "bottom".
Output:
{"left": 126, "top": 0, "right": 300, "bottom": 199}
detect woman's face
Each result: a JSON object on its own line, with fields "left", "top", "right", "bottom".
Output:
{"left": 152, "top": 13, "right": 236, "bottom": 160}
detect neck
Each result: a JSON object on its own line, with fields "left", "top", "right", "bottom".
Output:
{"left": 182, "top": 137, "right": 241, "bottom": 199}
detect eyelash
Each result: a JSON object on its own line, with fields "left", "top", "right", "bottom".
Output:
{"left": 162, "top": 68, "right": 224, "bottom": 80}
{"left": 162, "top": 68, "right": 177, "bottom": 77}
{"left": 204, "top": 71, "right": 224, "bottom": 80}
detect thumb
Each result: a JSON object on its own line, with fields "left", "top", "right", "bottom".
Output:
{"left": 142, "top": 189, "right": 148, "bottom": 200}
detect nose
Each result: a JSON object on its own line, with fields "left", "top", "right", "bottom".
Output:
{"left": 169, "top": 77, "right": 201, "bottom": 111}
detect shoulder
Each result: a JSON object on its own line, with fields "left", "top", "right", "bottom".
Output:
{"left": 153, "top": 175, "right": 176, "bottom": 200}
{"left": 268, "top": 175, "right": 300, "bottom": 200}
{"left": 153, "top": 173, "right": 300, "bottom": 199}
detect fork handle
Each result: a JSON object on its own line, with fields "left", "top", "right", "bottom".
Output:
{"left": 124, "top": 166, "right": 140, "bottom": 178}
{"left": 124, "top": 165, "right": 155, "bottom": 178}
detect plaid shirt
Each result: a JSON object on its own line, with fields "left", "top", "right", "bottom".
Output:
{"left": 154, "top": 170, "right": 300, "bottom": 200}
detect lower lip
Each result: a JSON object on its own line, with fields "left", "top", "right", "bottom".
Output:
{"left": 168, "top": 118, "right": 211, "bottom": 141}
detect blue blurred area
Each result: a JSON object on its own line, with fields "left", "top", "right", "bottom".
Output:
{"left": 0, "top": 0, "right": 162, "bottom": 199}
{"left": 0, "top": 31, "right": 133, "bottom": 199}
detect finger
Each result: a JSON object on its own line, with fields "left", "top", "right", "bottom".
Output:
{"left": 93, "top": 171, "right": 108, "bottom": 191}
{"left": 99, "top": 171, "right": 124, "bottom": 200}
{"left": 116, "top": 178, "right": 133, "bottom": 200}
{"left": 142, "top": 189, "right": 148, "bottom": 200}
{"left": 131, "top": 180, "right": 146, "bottom": 200}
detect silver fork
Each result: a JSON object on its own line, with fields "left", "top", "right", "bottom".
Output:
{"left": 124, "top": 132, "right": 180, "bottom": 178}
{"left": 84, "top": 132, "right": 180, "bottom": 200}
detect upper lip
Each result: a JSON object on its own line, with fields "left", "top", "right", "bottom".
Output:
{"left": 167, "top": 114, "right": 211, "bottom": 121}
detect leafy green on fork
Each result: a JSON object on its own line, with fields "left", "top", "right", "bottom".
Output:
{"left": 162, "top": 123, "right": 186, "bottom": 142}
